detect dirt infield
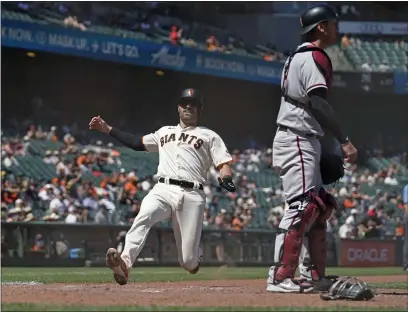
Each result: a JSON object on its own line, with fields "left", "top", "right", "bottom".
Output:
{"left": 2, "top": 275, "right": 407, "bottom": 308}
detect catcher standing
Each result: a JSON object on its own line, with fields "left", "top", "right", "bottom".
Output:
{"left": 89, "top": 88, "right": 236, "bottom": 285}
{"left": 267, "top": 5, "right": 358, "bottom": 293}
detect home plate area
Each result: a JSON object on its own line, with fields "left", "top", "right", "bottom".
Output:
{"left": 2, "top": 276, "right": 407, "bottom": 308}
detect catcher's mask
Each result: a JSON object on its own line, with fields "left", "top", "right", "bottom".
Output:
{"left": 320, "top": 276, "right": 375, "bottom": 301}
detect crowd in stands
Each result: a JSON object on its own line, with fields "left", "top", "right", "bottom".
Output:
{"left": 3, "top": 2, "right": 408, "bottom": 72}
{"left": 340, "top": 34, "right": 408, "bottom": 72}
{"left": 2, "top": 123, "right": 407, "bottom": 241}
{"left": 1, "top": 1, "right": 285, "bottom": 63}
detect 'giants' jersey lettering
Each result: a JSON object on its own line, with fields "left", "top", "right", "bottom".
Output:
{"left": 160, "top": 133, "right": 204, "bottom": 150}
{"left": 276, "top": 42, "right": 332, "bottom": 137}
{"left": 142, "top": 125, "right": 232, "bottom": 184}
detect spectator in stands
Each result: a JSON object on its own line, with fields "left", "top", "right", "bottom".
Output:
{"left": 62, "top": 133, "right": 78, "bottom": 154}
{"left": 345, "top": 208, "right": 358, "bottom": 225}
{"left": 206, "top": 36, "right": 219, "bottom": 52}
{"left": 203, "top": 207, "right": 214, "bottom": 227}
{"left": 359, "top": 169, "right": 375, "bottom": 184}
{"left": 65, "top": 205, "right": 78, "bottom": 224}
{"left": 6, "top": 207, "right": 23, "bottom": 222}
{"left": 170, "top": 26, "right": 182, "bottom": 45}
{"left": 94, "top": 205, "right": 108, "bottom": 224}
{"left": 359, "top": 208, "right": 382, "bottom": 238}
{"left": 1, "top": 149, "right": 19, "bottom": 168}
{"left": 3, "top": 138, "right": 24, "bottom": 157}
{"left": 140, "top": 176, "right": 152, "bottom": 191}
{"left": 264, "top": 52, "right": 276, "bottom": 62}
{"left": 48, "top": 192, "right": 66, "bottom": 215}
{"left": 43, "top": 150, "right": 53, "bottom": 164}
{"left": 207, "top": 195, "right": 220, "bottom": 215}
{"left": 384, "top": 172, "right": 399, "bottom": 186}
{"left": 63, "top": 16, "right": 87, "bottom": 31}
{"left": 267, "top": 207, "right": 282, "bottom": 229}
{"left": 382, "top": 210, "right": 396, "bottom": 239}
{"left": 338, "top": 217, "right": 355, "bottom": 239}
{"left": 395, "top": 216, "right": 404, "bottom": 238}
{"left": 77, "top": 205, "right": 89, "bottom": 223}
{"left": 22, "top": 135, "right": 31, "bottom": 155}
{"left": 76, "top": 149, "right": 91, "bottom": 172}
{"left": 343, "top": 194, "right": 358, "bottom": 209}
{"left": 125, "top": 201, "right": 140, "bottom": 224}
{"left": 341, "top": 33, "right": 351, "bottom": 49}
{"left": 99, "top": 192, "right": 116, "bottom": 217}
{"left": 2, "top": 180, "right": 20, "bottom": 206}
{"left": 24, "top": 212, "right": 35, "bottom": 222}
{"left": 45, "top": 150, "right": 60, "bottom": 166}
{"left": 47, "top": 126, "right": 58, "bottom": 142}
{"left": 56, "top": 159, "right": 71, "bottom": 177}
{"left": 215, "top": 209, "right": 228, "bottom": 229}
{"left": 361, "top": 61, "right": 373, "bottom": 72}
{"left": 26, "top": 124, "right": 45, "bottom": 140}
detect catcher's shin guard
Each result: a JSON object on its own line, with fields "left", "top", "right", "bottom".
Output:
{"left": 308, "top": 219, "right": 327, "bottom": 280}
{"left": 305, "top": 188, "right": 336, "bottom": 280}
{"left": 273, "top": 192, "right": 324, "bottom": 282}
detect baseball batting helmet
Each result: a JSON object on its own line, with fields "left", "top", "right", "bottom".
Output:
{"left": 300, "top": 4, "right": 338, "bottom": 35}
{"left": 180, "top": 88, "right": 204, "bottom": 107}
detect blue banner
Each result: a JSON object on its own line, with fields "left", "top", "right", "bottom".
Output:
{"left": 394, "top": 71, "right": 408, "bottom": 95}
{"left": 1, "top": 19, "right": 283, "bottom": 85}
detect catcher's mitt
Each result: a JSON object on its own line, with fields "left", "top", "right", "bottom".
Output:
{"left": 320, "top": 153, "right": 344, "bottom": 185}
{"left": 320, "top": 276, "right": 375, "bottom": 301}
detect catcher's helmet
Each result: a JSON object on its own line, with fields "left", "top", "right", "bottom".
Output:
{"left": 300, "top": 4, "right": 338, "bottom": 35}
{"left": 180, "top": 88, "right": 204, "bottom": 107}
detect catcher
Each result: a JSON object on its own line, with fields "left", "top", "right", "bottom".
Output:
{"left": 267, "top": 4, "right": 358, "bottom": 293}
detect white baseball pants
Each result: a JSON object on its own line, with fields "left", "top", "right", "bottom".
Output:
{"left": 120, "top": 182, "right": 205, "bottom": 271}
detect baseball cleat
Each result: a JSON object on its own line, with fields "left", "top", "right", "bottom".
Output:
{"left": 189, "top": 245, "right": 203, "bottom": 274}
{"left": 106, "top": 248, "right": 129, "bottom": 285}
{"left": 189, "top": 264, "right": 200, "bottom": 274}
{"left": 311, "top": 277, "right": 335, "bottom": 292}
{"left": 267, "top": 278, "right": 315, "bottom": 293}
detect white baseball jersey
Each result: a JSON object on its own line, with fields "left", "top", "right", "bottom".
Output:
{"left": 142, "top": 124, "right": 232, "bottom": 184}
{"left": 276, "top": 42, "right": 333, "bottom": 137}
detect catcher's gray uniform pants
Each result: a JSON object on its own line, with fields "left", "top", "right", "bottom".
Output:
{"left": 272, "top": 128, "right": 323, "bottom": 279}
{"left": 272, "top": 128, "right": 322, "bottom": 202}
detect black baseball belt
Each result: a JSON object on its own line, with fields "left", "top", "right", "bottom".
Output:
{"left": 158, "top": 177, "right": 203, "bottom": 190}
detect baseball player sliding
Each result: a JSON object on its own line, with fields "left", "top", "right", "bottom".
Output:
{"left": 89, "top": 88, "right": 236, "bottom": 285}
{"left": 267, "top": 5, "right": 358, "bottom": 293}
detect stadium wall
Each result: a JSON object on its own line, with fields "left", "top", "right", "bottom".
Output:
{"left": 1, "top": 222, "right": 404, "bottom": 268}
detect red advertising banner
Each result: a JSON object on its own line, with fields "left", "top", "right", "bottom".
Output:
{"left": 339, "top": 239, "right": 396, "bottom": 267}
